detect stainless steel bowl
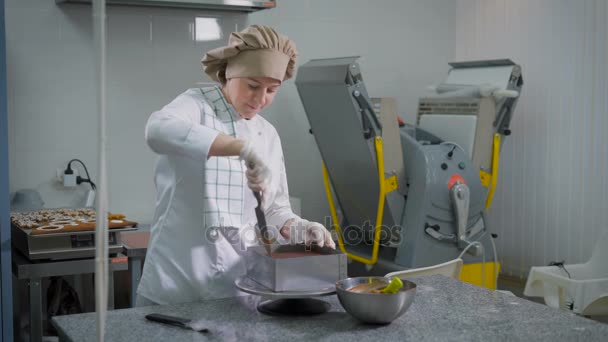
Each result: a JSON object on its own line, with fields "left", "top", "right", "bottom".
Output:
{"left": 335, "top": 276, "right": 416, "bottom": 324}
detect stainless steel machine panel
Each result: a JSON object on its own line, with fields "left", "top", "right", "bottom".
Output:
{"left": 295, "top": 57, "right": 402, "bottom": 237}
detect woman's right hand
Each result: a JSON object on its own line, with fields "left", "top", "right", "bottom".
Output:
{"left": 239, "top": 140, "right": 271, "bottom": 193}
{"left": 209, "top": 135, "right": 271, "bottom": 192}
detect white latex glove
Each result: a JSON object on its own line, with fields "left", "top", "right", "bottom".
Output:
{"left": 239, "top": 140, "right": 271, "bottom": 193}
{"left": 281, "top": 219, "right": 336, "bottom": 249}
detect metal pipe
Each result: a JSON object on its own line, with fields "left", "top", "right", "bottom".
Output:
{"left": 93, "top": 0, "right": 108, "bottom": 341}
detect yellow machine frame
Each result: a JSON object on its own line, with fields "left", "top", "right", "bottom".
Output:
{"left": 479, "top": 133, "right": 501, "bottom": 209}
{"left": 322, "top": 136, "right": 397, "bottom": 265}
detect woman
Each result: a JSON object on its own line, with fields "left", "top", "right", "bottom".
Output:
{"left": 137, "top": 25, "right": 335, "bottom": 306}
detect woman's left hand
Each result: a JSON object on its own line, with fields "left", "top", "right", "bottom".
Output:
{"left": 280, "top": 219, "right": 336, "bottom": 249}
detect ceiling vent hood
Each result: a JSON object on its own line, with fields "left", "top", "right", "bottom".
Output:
{"left": 56, "top": 0, "right": 276, "bottom": 12}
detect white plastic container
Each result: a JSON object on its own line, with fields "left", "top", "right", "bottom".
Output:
{"left": 524, "top": 231, "right": 608, "bottom": 316}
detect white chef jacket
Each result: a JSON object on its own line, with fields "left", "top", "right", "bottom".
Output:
{"left": 138, "top": 87, "right": 299, "bottom": 304}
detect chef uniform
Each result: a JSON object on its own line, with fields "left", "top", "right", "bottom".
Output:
{"left": 137, "top": 25, "right": 334, "bottom": 305}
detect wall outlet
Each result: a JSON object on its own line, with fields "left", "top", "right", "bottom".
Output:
{"left": 56, "top": 168, "right": 79, "bottom": 186}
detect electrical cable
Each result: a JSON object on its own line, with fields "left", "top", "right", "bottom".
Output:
{"left": 456, "top": 241, "right": 478, "bottom": 259}
{"left": 481, "top": 210, "right": 500, "bottom": 288}
{"left": 457, "top": 241, "right": 486, "bottom": 288}
{"left": 490, "top": 233, "right": 499, "bottom": 287}
{"left": 548, "top": 261, "right": 574, "bottom": 309}
{"left": 481, "top": 243, "right": 485, "bottom": 288}
{"left": 548, "top": 261, "right": 571, "bottom": 278}
{"left": 457, "top": 229, "right": 488, "bottom": 289}
{"left": 68, "top": 159, "right": 97, "bottom": 189}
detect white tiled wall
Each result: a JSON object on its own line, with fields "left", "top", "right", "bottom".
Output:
{"left": 6, "top": 0, "right": 246, "bottom": 221}
{"left": 6, "top": 0, "right": 456, "bottom": 223}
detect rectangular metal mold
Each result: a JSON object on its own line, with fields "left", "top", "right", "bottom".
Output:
{"left": 246, "top": 244, "right": 347, "bottom": 292}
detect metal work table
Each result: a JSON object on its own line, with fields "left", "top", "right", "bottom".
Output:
{"left": 12, "top": 250, "right": 128, "bottom": 342}
{"left": 121, "top": 231, "right": 150, "bottom": 307}
{"left": 52, "top": 275, "right": 608, "bottom": 341}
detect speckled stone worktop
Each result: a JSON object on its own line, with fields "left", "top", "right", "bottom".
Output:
{"left": 52, "top": 275, "right": 608, "bottom": 341}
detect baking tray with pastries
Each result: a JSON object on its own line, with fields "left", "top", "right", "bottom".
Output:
{"left": 10, "top": 208, "right": 138, "bottom": 236}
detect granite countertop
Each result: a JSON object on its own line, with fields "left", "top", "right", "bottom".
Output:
{"left": 52, "top": 275, "right": 608, "bottom": 341}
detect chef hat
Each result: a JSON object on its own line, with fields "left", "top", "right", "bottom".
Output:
{"left": 202, "top": 25, "right": 298, "bottom": 84}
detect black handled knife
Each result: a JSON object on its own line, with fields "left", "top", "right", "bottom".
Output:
{"left": 145, "top": 313, "right": 209, "bottom": 333}
{"left": 253, "top": 191, "right": 273, "bottom": 256}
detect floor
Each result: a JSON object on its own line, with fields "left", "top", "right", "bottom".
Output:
{"left": 497, "top": 275, "right": 541, "bottom": 301}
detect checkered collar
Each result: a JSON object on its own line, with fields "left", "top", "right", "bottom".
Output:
{"left": 206, "top": 85, "right": 245, "bottom": 123}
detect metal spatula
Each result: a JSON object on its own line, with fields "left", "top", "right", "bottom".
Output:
{"left": 253, "top": 191, "right": 273, "bottom": 256}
